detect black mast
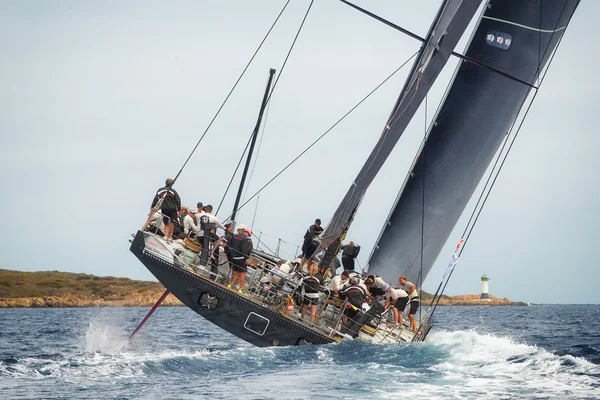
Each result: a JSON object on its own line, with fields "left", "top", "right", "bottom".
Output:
{"left": 231, "top": 68, "right": 276, "bottom": 226}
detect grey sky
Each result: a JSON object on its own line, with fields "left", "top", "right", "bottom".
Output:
{"left": 1, "top": 1, "right": 597, "bottom": 304}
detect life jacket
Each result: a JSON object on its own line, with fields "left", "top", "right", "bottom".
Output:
{"left": 230, "top": 233, "right": 252, "bottom": 260}
{"left": 342, "top": 244, "right": 360, "bottom": 258}
{"left": 342, "top": 285, "right": 366, "bottom": 307}
{"left": 302, "top": 276, "right": 321, "bottom": 294}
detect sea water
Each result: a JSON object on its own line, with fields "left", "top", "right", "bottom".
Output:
{"left": 0, "top": 305, "right": 598, "bottom": 399}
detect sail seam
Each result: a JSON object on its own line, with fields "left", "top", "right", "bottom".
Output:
{"left": 481, "top": 16, "right": 566, "bottom": 33}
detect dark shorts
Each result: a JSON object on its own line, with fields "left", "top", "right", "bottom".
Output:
{"left": 341, "top": 256, "right": 355, "bottom": 271}
{"left": 408, "top": 298, "right": 419, "bottom": 315}
{"left": 305, "top": 241, "right": 318, "bottom": 258}
{"left": 344, "top": 304, "right": 361, "bottom": 321}
{"left": 231, "top": 258, "right": 247, "bottom": 273}
{"left": 162, "top": 209, "right": 178, "bottom": 225}
{"left": 303, "top": 296, "right": 319, "bottom": 306}
{"left": 301, "top": 239, "right": 311, "bottom": 256}
{"left": 395, "top": 296, "right": 409, "bottom": 311}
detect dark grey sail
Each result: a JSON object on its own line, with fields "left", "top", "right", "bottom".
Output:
{"left": 365, "top": 0, "right": 580, "bottom": 285}
{"left": 318, "top": 0, "right": 482, "bottom": 265}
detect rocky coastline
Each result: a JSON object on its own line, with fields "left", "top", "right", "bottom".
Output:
{"left": 0, "top": 269, "right": 527, "bottom": 308}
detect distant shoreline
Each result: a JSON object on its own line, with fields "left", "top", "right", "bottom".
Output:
{"left": 0, "top": 269, "right": 527, "bottom": 308}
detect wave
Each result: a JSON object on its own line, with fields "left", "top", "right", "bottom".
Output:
{"left": 2, "top": 324, "right": 599, "bottom": 399}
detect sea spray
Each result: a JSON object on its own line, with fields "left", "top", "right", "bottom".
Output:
{"left": 82, "top": 317, "right": 129, "bottom": 354}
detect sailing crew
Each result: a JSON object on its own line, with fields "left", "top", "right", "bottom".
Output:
{"left": 383, "top": 286, "right": 409, "bottom": 327}
{"left": 299, "top": 264, "right": 321, "bottom": 327}
{"left": 194, "top": 202, "right": 204, "bottom": 225}
{"left": 222, "top": 223, "right": 234, "bottom": 261}
{"left": 197, "top": 205, "right": 225, "bottom": 241}
{"left": 341, "top": 241, "right": 360, "bottom": 272}
{"left": 147, "top": 211, "right": 165, "bottom": 236}
{"left": 183, "top": 208, "right": 199, "bottom": 240}
{"left": 197, "top": 205, "right": 225, "bottom": 268}
{"left": 399, "top": 275, "right": 419, "bottom": 331}
{"left": 328, "top": 270, "right": 350, "bottom": 298}
{"left": 364, "top": 275, "right": 391, "bottom": 299}
{"left": 301, "top": 219, "right": 323, "bottom": 259}
{"left": 300, "top": 236, "right": 322, "bottom": 273}
{"left": 260, "top": 259, "right": 291, "bottom": 287}
{"left": 171, "top": 208, "right": 187, "bottom": 241}
{"left": 151, "top": 178, "right": 181, "bottom": 242}
{"left": 228, "top": 224, "right": 254, "bottom": 293}
{"left": 339, "top": 276, "right": 367, "bottom": 325}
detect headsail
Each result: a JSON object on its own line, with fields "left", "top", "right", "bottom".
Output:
{"left": 365, "top": 0, "right": 580, "bottom": 285}
{"left": 318, "top": 0, "right": 483, "bottom": 267}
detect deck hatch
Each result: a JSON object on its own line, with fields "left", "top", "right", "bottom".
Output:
{"left": 244, "top": 312, "right": 270, "bottom": 336}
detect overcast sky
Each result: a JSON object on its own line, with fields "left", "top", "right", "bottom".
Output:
{"left": 1, "top": 0, "right": 597, "bottom": 304}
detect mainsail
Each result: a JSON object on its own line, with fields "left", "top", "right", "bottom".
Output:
{"left": 318, "top": 0, "right": 483, "bottom": 267}
{"left": 365, "top": 0, "right": 580, "bottom": 285}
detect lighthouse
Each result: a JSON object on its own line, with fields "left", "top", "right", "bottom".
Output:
{"left": 480, "top": 274, "right": 490, "bottom": 300}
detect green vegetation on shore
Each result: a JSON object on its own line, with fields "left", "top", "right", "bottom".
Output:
{"left": 0, "top": 269, "right": 526, "bottom": 308}
{"left": 0, "top": 269, "right": 180, "bottom": 308}
{"left": 0, "top": 269, "right": 160, "bottom": 300}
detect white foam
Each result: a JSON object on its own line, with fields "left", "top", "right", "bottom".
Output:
{"left": 422, "top": 329, "right": 600, "bottom": 399}
{"left": 82, "top": 319, "right": 129, "bottom": 354}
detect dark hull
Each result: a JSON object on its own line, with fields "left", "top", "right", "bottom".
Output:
{"left": 130, "top": 231, "right": 334, "bottom": 347}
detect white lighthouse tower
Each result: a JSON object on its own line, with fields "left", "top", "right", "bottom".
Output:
{"left": 480, "top": 274, "right": 490, "bottom": 300}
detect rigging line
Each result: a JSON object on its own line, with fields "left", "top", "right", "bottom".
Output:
{"left": 221, "top": 0, "right": 313, "bottom": 219}
{"left": 251, "top": 194, "right": 260, "bottom": 230}
{"left": 253, "top": 233, "right": 278, "bottom": 257}
{"left": 244, "top": 99, "right": 271, "bottom": 230}
{"left": 221, "top": 51, "right": 420, "bottom": 222}
{"left": 265, "top": 0, "right": 315, "bottom": 105}
{"left": 171, "top": 0, "right": 292, "bottom": 184}
{"left": 215, "top": 132, "right": 254, "bottom": 215}
{"left": 481, "top": 16, "right": 568, "bottom": 33}
{"left": 419, "top": 95, "right": 427, "bottom": 322}
{"left": 242, "top": 92, "right": 272, "bottom": 205}
{"left": 340, "top": 0, "right": 539, "bottom": 90}
{"left": 537, "top": 2, "right": 542, "bottom": 85}
{"left": 253, "top": 229, "right": 293, "bottom": 244}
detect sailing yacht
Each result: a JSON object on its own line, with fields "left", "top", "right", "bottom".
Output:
{"left": 130, "top": 0, "right": 580, "bottom": 347}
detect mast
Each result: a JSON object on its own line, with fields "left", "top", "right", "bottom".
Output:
{"left": 230, "top": 68, "right": 276, "bottom": 227}
{"left": 317, "top": 0, "right": 483, "bottom": 270}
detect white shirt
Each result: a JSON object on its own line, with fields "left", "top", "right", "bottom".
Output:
{"left": 149, "top": 212, "right": 164, "bottom": 230}
{"left": 386, "top": 287, "right": 408, "bottom": 300}
{"left": 198, "top": 212, "right": 225, "bottom": 237}
{"left": 261, "top": 263, "right": 291, "bottom": 284}
{"left": 371, "top": 276, "right": 390, "bottom": 291}
{"left": 328, "top": 275, "right": 348, "bottom": 291}
{"left": 183, "top": 214, "right": 199, "bottom": 235}
{"left": 403, "top": 281, "right": 418, "bottom": 299}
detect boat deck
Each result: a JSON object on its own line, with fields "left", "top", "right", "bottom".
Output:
{"left": 135, "top": 231, "right": 418, "bottom": 344}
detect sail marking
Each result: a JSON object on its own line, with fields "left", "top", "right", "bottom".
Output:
{"left": 482, "top": 16, "right": 567, "bottom": 33}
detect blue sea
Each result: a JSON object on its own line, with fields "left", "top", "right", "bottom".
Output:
{"left": 1, "top": 305, "right": 599, "bottom": 399}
